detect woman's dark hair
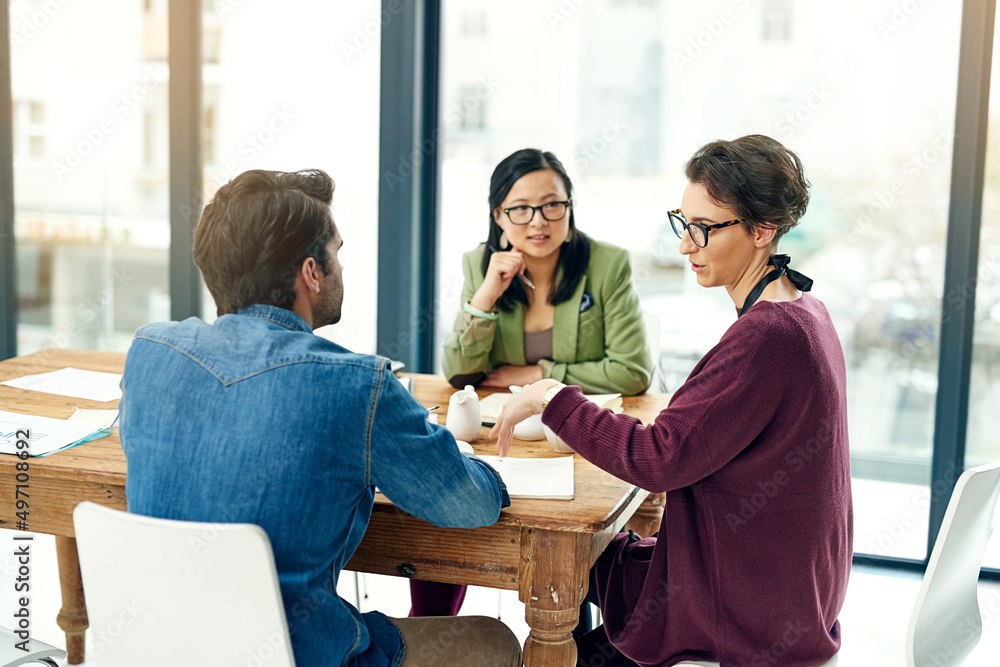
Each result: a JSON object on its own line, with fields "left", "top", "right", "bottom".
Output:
{"left": 194, "top": 169, "right": 336, "bottom": 316}
{"left": 684, "top": 134, "right": 810, "bottom": 246}
{"left": 482, "top": 148, "right": 590, "bottom": 311}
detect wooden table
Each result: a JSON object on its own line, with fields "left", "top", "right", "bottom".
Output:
{"left": 0, "top": 350, "right": 127, "bottom": 664}
{"left": 0, "top": 350, "right": 668, "bottom": 666}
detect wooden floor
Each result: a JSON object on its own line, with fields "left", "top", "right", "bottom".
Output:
{"left": 3, "top": 531, "right": 999, "bottom": 666}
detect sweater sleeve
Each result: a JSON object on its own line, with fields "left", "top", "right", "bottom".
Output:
{"left": 441, "top": 249, "right": 496, "bottom": 383}
{"left": 542, "top": 248, "right": 652, "bottom": 395}
{"left": 542, "top": 306, "right": 792, "bottom": 492}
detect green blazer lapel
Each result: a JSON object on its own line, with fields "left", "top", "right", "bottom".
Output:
{"left": 497, "top": 302, "right": 527, "bottom": 366}
{"left": 553, "top": 275, "right": 587, "bottom": 364}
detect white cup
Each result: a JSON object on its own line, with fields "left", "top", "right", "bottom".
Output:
{"left": 513, "top": 413, "right": 545, "bottom": 441}
{"left": 543, "top": 424, "right": 575, "bottom": 453}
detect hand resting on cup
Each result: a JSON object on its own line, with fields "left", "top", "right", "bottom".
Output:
{"left": 489, "top": 379, "right": 562, "bottom": 456}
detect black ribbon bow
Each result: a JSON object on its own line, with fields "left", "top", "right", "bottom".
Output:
{"left": 770, "top": 254, "right": 813, "bottom": 293}
{"left": 738, "top": 254, "right": 813, "bottom": 318}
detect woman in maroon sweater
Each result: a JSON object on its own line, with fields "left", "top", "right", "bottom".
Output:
{"left": 492, "top": 135, "right": 853, "bottom": 667}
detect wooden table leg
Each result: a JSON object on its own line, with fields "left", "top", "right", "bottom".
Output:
{"left": 519, "top": 529, "right": 590, "bottom": 666}
{"left": 55, "top": 536, "right": 88, "bottom": 664}
{"left": 625, "top": 491, "right": 664, "bottom": 538}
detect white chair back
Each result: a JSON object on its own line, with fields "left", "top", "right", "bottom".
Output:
{"left": 73, "top": 502, "right": 296, "bottom": 667}
{"left": 906, "top": 459, "right": 1000, "bottom": 667}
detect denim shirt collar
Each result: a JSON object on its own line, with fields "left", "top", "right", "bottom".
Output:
{"left": 236, "top": 304, "right": 312, "bottom": 334}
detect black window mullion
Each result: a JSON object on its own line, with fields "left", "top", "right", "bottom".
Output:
{"left": 929, "top": 0, "right": 996, "bottom": 553}
{"left": 376, "top": 0, "right": 441, "bottom": 372}
{"left": 168, "top": 0, "right": 204, "bottom": 322}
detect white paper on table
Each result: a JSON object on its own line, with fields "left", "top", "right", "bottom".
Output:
{"left": 0, "top": 367, "right": 123, "bottom": 402}
{"left": 68, "top": 408, "right": 120, "bottom": 430}
{"left": 476, "top": 455, "right": 575, "bottom": 500}
{"left": 0, "top": 410, "right": 105, "bottom": 457}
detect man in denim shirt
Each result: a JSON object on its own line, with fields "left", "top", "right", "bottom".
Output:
{"left": 120, "top": 169, "right": 522, "bottom": 666}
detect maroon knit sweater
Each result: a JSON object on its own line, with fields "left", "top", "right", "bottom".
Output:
{"left": 543, "top": 293, "right": 853, "bottom": 667}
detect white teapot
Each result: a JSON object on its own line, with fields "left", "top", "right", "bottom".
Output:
{"left": 445, "top": 385, "right": 481, "bottom": 442}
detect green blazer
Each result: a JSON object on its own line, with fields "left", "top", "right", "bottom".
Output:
{"left": 442, "top": 238, "right": 652, "bottom": 395}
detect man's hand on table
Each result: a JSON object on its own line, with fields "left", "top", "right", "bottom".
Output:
{"left": 489, "top": 378, "right": 563, "bottom": 457}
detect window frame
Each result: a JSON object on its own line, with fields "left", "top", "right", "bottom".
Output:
{"left": 0, "top": 0, "right": 997, "bottom": 580}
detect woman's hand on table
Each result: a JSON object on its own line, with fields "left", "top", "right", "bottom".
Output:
{"left": 490, "top": 379, "right": 562, "bottom": 457}
{"left": 481, "top": 364, "right": 543, "bottom": 389}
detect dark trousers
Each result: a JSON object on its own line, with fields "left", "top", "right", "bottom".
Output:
{"left": 576, "top": 624, "right": 639, "bottom": 667}
{"left": 409, "top": 580, "right": 467, "bottom": 616}
{"left": 574, "top": 533, "right": 641, "bottom": 667}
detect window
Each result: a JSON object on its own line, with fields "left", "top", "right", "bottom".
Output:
{"left": 461, "top": 9, "right": 487, "bottom": 36}
{"left": 12, "top": 0, "right": 170, "bottom": 353}
{"left": 200, "top": 2, "right": 381, "bottom": 351}
{"left": 143, "top": 111, "right": 156, "bottom": 166}
{"left": 966, "top": 7, "right": 1000, "bottom": 569}
{"left": 203, "top": 87, "right": 218, "bottom": 167}
{"left": 456, "top": 84, "right": 487, "bottom": 130}
{"left": 142, "top": 0, "right": 167, "bottom": 61}
{"left": 762, "top": 0, "right": 793, "bottom": 42}
{"left": 436, "top": 0, "right": 964, "bottom": 561}
{"left": 13, "top": 101, "right": 45, "bottom": 159}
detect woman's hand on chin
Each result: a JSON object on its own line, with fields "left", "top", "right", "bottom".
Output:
{"left": 481, "top": 364, "right": 544, "bottom": 388}
{"left": 473, "top": 248, "right": 526, "bottom": 310}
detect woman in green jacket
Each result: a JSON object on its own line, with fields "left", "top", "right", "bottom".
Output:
{"left": 412, "top": 148, "right": 654, "bottom": 618}
{"left": 442, "top": 148, "right": 652, "bottom": 395}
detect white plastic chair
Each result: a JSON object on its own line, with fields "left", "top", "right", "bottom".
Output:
{"left": 0, "top": 627, "right": 66, "bottom": 666}
{"left": 677, "top": 458, "right": 1000, "bottom": 667}
{"left": 72, "top": 502, "right": 296, "bottom": 667}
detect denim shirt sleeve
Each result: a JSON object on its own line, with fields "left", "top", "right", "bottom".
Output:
{"left": 469, "top": 457, "right": 511, "bottom": 509}
{"left": 368, "top": 367, "right": 509, "bottom": 528}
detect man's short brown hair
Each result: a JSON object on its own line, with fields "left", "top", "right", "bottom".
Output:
{"left": 193, "top": 169, "right": 335, "bottom": 316}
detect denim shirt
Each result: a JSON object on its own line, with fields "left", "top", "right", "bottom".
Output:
{"left": 119, "top": 305, "right": 510, "bottom": 667}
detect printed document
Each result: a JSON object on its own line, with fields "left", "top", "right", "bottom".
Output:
{"left": 1, "top": 367, "right": 123, "bottom": 402}
{"left": 0, "top": 409, "right": 108, "bottom": 457}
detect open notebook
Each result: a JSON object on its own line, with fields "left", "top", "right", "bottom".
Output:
{"left": 477, "top": 455, "right": 574, "bottom": 500}
{"left": 478, "top": 392, "right": 623, "bottom": 426}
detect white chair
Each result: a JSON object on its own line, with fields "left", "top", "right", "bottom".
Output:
{"left": 0, "top": 627, "right": 66, "bottom": 666}
{"left": 677, "top": 458, "right": 1000, "bottom": 667}
{"left": 72, "top": 502, "right": 296, "bottom": 667}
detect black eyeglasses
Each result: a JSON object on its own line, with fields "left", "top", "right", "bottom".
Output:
{"left": 668, "top": 209, "right": 743, "bottom": 248}
{"left": 503, "top": 200, "right": 572, "bottom": 225}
